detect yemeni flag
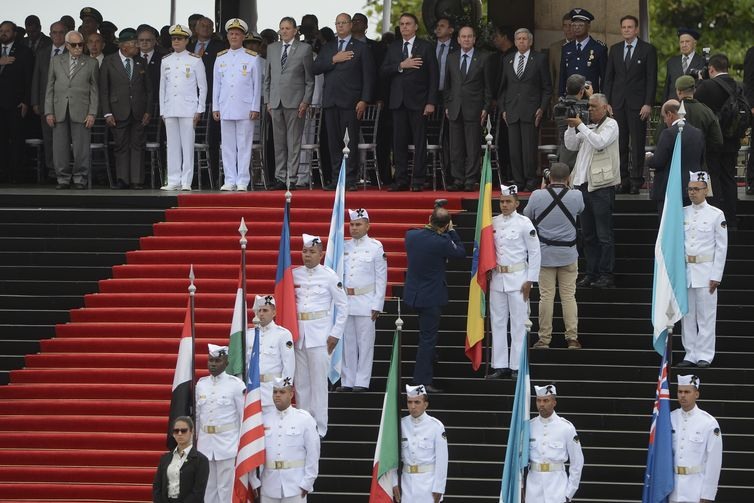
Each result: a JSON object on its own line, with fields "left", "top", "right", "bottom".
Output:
{"left": 166, "top": 299, "right": 195, "bottom": 449}
{"left": 368, "top": 329, "right": 400, "bottom": 502}
{"left": 466, "top": 147, "right": 496, "bottom": 369}
{"left": 226, "top": 273, "right": 247, "bottom": 377}
{"left": 274, "top": 197, "right": 299, "bottom": 342}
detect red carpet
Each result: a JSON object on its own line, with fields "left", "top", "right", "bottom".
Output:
{"left": 0, "top": 190, "right": 468, "bottom": 502}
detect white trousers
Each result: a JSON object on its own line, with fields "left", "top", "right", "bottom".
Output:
{"left": 681, "top": 287, "right": 717, "bottom": 363}
{"left": 164, "top": 117, "right": 195, "bottom": 188}
{"left": 261, "top": 495, "right": 307, "bottom": 503}
{"left": 294, "top": 346, "right": 329, "bottom": 437}
{"left": 341, "top": 315, "right": 376, "bottom": 388}
{"left": 221, "top": 118, "right": 254, "bottom": 188}
{"left": 490, "top": 288, "right": 528, "bottom": 370}
{"left": 205, "top": 457, "right": 235, "bottom": 503}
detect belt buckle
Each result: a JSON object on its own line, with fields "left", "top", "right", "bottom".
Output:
{"left": 300, "top": 313, "right": 309, "bottom": 321}
{"left": 677, "top": 466, "right": 687, "bottom": 475}
{"left": 346, "top": 287, "right": 355, "bottom": 295}
{"left": 206, "top": 425, "right": 216, "bottom": 434}
{"left": 688, "top": 256, "right": 697, "bottom": 264}
{"left": 540, "top": 463, "right": 549, "bottom": 472}
{"left": 408, "top": 465, "right": 418, "bottom": 474}
{"left": 274, "top": 460, "right": 285, "bottom": 469}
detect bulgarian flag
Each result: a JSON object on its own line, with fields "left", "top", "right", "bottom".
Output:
{"left": 369, "top": 329, "right": 400, "bottom": 502}
{"left": 465, "top": 147, "right": 496, "bottom": 369}
{"left": 226, "top": 273, "right": 247, "bottom": 377}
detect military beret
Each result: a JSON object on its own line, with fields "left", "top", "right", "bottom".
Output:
{"left": 676, "top": 75, "right": 696, "bottom": 92}
{"left": 101, "top": 21, "right": 118, "bottom": 32}
{"left": 677, "top": 27, "right": 700, "bottom": 40}
{"left": 79, "top": 7, "right": 103, "bottom": 25}
{"left": 118, "top": 28, "right": 137, "bottom": 43}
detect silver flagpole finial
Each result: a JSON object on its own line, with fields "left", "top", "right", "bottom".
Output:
{"left": 342, "top": 129, "right": 350, "bottom": 157}
{"left": 485, "top": 114, "right": 493, "bottom": 144}
{"left": 188, "top": 264, "right": 196, "bottom": 295}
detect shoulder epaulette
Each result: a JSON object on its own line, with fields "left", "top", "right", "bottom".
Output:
{"left": 245, "top": 49, "right": 258, "bottom": 56}
{"left": 189, "top": 52, "right": 201, "bottom": 58}
{"left": 217, "top": 49, "right": 228, "bottom": 56}
{"left": 162, "top": 53, "right": 171, "bottom": 59}
{"left": 596, "top": 39, "right": 606, "bottom": 47}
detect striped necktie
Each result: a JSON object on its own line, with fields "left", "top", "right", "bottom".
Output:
{"left": 516, "top": 54, "right": 525, "bottom": 78}
{"left": 125, "top": 58, "right": 132, "bottom": 79}
{"left": 281, "top": 44, "right": 290, "bottom": 68}
{"left": 69, "top": 57, "right": 76, "bottom": 78}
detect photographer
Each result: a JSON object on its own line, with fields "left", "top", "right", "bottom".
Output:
{"left": 553, "top": 74, "right": 591, "bottom": 170}
{"left": 523, "top": 163, "right": 585, "bottom": 349}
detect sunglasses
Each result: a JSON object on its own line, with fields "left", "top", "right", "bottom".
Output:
{"left": 67, "top": 42, "right": 84, "bottom": 47}
{"left": 172, "top": 427, "right": 190, "bottom": 434}
{"left": 171, "top": 36, "right": 187, "bottom": 41}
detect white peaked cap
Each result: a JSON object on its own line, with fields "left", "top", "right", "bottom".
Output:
{"left": 678, "top": 375, "right": 700, "bottom": 389}
{"left": 406, "top": 384, "right": 428, "bottom": 397}
{"left": 208, "top": 344, "right": 228, "bottom": 357}
{"left": 534, "top": 384, "right": 557, "bottom": 397}
{"left": 689, "top": 171, "right": 708, "bottom": 183}
{"left": 348, "top": 208, "right": 370, "bottom": 221}
{"left": 253, "top": 294, "right": 275, "bottom": 311}
{"left": 302, "top": 233, "right": 322, "bottom": 248}
{"left": 500, "top": 184, "right": 518, "bottom": 196}
{"left": 272, "top": 376, "right": 294, "bottom": 389}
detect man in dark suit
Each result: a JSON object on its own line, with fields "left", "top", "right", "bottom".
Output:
{"left": 0, "top": 20, "right": 34, "bottom": 183}
{"left": 444, "top": 25, "right": 491, "bottom": 191}
{"left": 381, "top": 12, "right": 439, "bottom": 192}
{"left": 313, "top": 13, "right": 375, "bottom": 190}
{"left": 489, "top": 25, "right": 516, "bottom": 181}
{"left": 499, "top": 28, "right": 551, "bottom": 191}
{"left": 647, "top": 99, "right": 704, "bottom": 213}
{"left": 743, "top": 45, "right": 754, "bottom": 195}
{"left": 695, "top": 54, "right": 745, "bottom": 228}
{"left": 604, "top": 15, "right": 657, "bottom": 194}
{"left": 663, "top": 28, "right": 706, "bottom": 102}
{"left": 23, "top": 15, "right": 51, "bottom": 56}
{"left": 136, "top": 25, "right": 166, "bottom": 106}
{"left": 403, "top": 206, "right": 466, "bottom": 392}
{"left": 30, "top": 22, "right": 66, "bottom": 182}
{"left": 99, "top": 28, "right": 152, "bottom": 189}
{"left": 559, "top": 9, "right": 607, "bottom": 96}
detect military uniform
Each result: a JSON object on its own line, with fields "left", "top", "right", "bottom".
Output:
{"left": 526, "top": 411, "right": 584, "bottom": 503}
{"left": 341, "top": 230, "right": 387, "bottom": 390}
{"left": 670, "top": 405, "right": 722, "bottom": 502}
{"left": 682, "top": 200, "right": 727, "bottom": 364}
{"left": 559, "top": 36, "right": 607, "bottom": 96}
{"left": 212, "top": 46, "right": 261, "bottom": 190}
{"left": 195, "top": 371, "right": 245, "bottom": 503}
{"left": 490, "top": 210, "right": 540, "bottom": 371}
{"left": 159, "top": 26, "right": 207, "bottom": 190}
{"left": 394, "top": 412, "right": 449, "bottom": 503}
{"left": 247, "top": 320, "right": 295, "bottom": 411}
{"left": 293, "top": 254, "right": 348, "bottom": 437}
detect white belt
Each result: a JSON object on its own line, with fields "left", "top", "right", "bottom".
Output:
{"left": 298, "top": 310, "right": 328, "bottom": 321}
{"left": 676, "top": 465, "right": 703, "bottom": 475}
{"left": 403, "top": 464, "right": 434, "bottom": 474}
{"left": 686, "top": 254, "right": 713, "bottom": 264}
{"left": 346, "top": 284, "right": 375, "bottom": 296}
{"left": 496, "top": 262, "right": 526, "bottom": 273}
{"left": 266, "top": 459, "right": 306, "bottom": 470}
{"left": 529, "top": 462, "right": 565, "bottom": 472}
{"left": 260, "top": 373, "right": 281, "bottom": 383}
{"left": 201, "top": 423, "right": 237, "bottom": 434}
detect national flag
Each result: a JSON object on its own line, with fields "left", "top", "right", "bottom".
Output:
{"left": 166, "top": 299, "right": 195, "bottom": 449}
{"left": 325, "top": 161, "right": 346, "bottom": 384}
{"left": 499, "top": 344, "right": 530, "bottom": 503}
{"left": 232, "top": 325, "right": 266, "bottom": 503}
{"left": 274, "top": 197, "right": 300, "bottom": 342}
{"left": 641, "top": 339, "right": 674, "bottom": 502}
{"left": 651, "top": 126, "right": 688, "bottom": 354}
{"left": 227, "top": 273, "right": 247, "bottom": 377}
{"left": 466, "top": 147, "right": 496, "bottom": 369}
{"left": 368, "top": 329, "right": 400, "bottom": 502}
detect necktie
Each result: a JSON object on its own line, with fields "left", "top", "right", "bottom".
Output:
{"left": 54, "top": 48, "right": 60, "bottom": 56}
{"left": 281, "top": 43, "right": 289, "bottom": 67}
{"left": 338, "top": 39, "right": 344, "bottom": 52}
{"left": 624, "top": 44, "right": 632, "bottom": 69}
{"left": 125, "top": 58, "right": 132, "bottom": 79}
{"left": 682, "top": 55, "right": 689, "bottom": 73}
{"left": 69, "top": 57, "right": 76, "bottom": 78}
{"left": 402, "top": 41, "right": 409, "bottom": 59}
{"left": 197, "top": 41, "right": 205, "bottom": 57}
{"left": 143, "top": 53, "right": 149, "bottom": 64}
{"left": 576, "top": 42, "right": 582, "bottom": 54}
{"left": 461, "top": 54, "right": 468, "bottom": 75}
{"left": 1, "top": 46, "right": 6, "bottom": 57}
{"left": 516, "top": 54, "right": 524, "bottom": 78}
{"left": 438, "top": 43, "right": 446, "bottom": 61}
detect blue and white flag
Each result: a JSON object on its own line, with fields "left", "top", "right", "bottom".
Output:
{"left": 326, "top": 160, "right": 346, "bottom": 383}
{"left": 651, "top": 126, "right": 688, "bottom": 354}
{"left": 499, "top": 342, "right": 530, "bottom": 503}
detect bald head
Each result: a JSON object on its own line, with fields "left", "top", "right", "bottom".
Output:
{"left": 430, "top": 207, "right": 451, "bottom": 230}
{"left": 661, "top": 99, "right": 681, "bottom": 126}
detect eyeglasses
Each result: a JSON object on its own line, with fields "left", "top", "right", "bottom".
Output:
{"left": 172, "top": 427, "right": 190, "bottom": 434}
{"left": 687, "top": 187, "right": 705, "bottom": 192}
{"left": 67, "top": 42, "right": 84, "bottom": 47}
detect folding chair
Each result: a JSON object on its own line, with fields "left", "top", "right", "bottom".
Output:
{"left": 358, "top": 103, "right": 383, "bottom": 189}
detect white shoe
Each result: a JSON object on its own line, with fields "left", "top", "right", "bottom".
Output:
{"left": 160, "top": 184, "right": 180, "bottom": 191}
{"left": 181, "top": 185, "right": 192, "bottom": 191}
{"left": 236, "top": 185, "right": 248, "bottom": 191}
{"left": 220, "top": 183, "right": 235, "bottom": 191}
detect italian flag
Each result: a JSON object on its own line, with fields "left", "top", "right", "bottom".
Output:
{"left": 369, "top": 329, "right": 400, "bottom": 502}
{"left": 226, "top": 274, "right": 247, "bottom": 377}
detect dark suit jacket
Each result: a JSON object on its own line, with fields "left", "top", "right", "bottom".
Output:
{"left": 24, "top": 34, "right": 52, "bottom": 55}
{"left": 313, "top": 37, "right": 375, "bottom": 109}
{"left": 152, "top": 447, "right": 209, "bottom": 503}
{"left": 381, "top": 37, "right": 439, "bottom": 111}
{"left": 444, "top": 49, "right": 491, "bottom": 121}
{"left": 663, "top": 53, "right": 705, "bottom": 101}
{"left": 499, "top": 50, "right": 551, "bottom": 123}
{"left": 403, "top": 227, "right": 466, "bottom": 308}
{"left": 695, "top": 73, "right": 744, "bottom": 150}
{"left": 744, "top": 46, "right": 754, "bottom": 106}
{"left": 0, "top": 42, "right": 34, "bottom": 109}
{"left": 143, "top": 47, "right": 168, "bottom": 106}
{"left": 648, "top": 122, "right": 704, "bottom": 200}
{"left": 31, "top": 46, "right": 66, "bottom": 111}
{"left": 188, "top": 38, "right": 226, "bottom": 97}
{"left": 604, "top": 38, "right": 657, "bottom": 109}
{"left": 99, "top": 52, "right": 152, "bottom": 121}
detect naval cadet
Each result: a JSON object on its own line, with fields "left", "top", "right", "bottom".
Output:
{"left": 392, "top": 384, "right": 448, "bottom": 503}
{"left": 487, "top": 184, "right": 540, "bottom": 380}
{"left": 252, "top": 377, "right": 320, "bottom": 502}
{"left": 293, "top": 234, "right": 349, "bottom": 437}
{"left": 558, "top": 8, "right": 607, "bottom": 96}
{"left": 337, "top": 208, "right": 387, "bottom": 392}
{"left": 249, "top": 294, "right": 295, "bottom": 412}
{"left": 213, "top": 18, "right": 261, "bottom": 191}
{"left": 159, "top": 24, "right": 207, "bottom": 191}
{"left": 671, "top": 375, "right": 722, "bottom": 503}
{"left": 195, "top": 344, "right": 245, "bottom": 503}
{"left": 526, "top": 384, "right": 584, "bottom": 503}
{"left": 678, "top": 172, "right": 728, "bottom": 369}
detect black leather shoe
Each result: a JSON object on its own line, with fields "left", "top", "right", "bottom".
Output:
{"left": 447, "top": 183, "right": 463, "bottom": 192}
{"left": 485, "top": 368, "right": 511, "bottom": 379}
{"left": 510, "top": 370, "right": 519, "bottom": 379}
{"left": 592, "top": 276, "right": 615, "bottom": 289}
{"left": 113, "top": 179, "right": 128, "bottom": 190}
{"left": 55, "top": 183, "right": 70, "bottom": 190}
{"left": 352, "top": 386, "right": 369, "bottom": 392}
{"left": 464, "top": 184, "right": 476, "bottom": 192}
{"left": 676, "top": 360, "right": 696, "bottom": 368}
{"left": 424, "top": 384, "right": 444, "bottom": 393}
{"left": 130, "top": 184, "right": 144, "bottom": 190}
{"left": 335, "top": 386, "right": 353, "bottom": 392}
{"left": 270, "top": 181, "right": 287, "bottom": 191}
{"left": 410, "top": 185, "right": 423, "bottom": 192}
{"left": 72, "top": 183, "right": 86, "bottom": 190}
{"left": 576, "top": 276, "right": 595, "bottom": 288}
{"left": 696, "top": 360, "right": 711, "bottom": 368}
{"left": 323, "top": 183, "right": 336, "bottom": 191}
{"left": 347, "top": 184, "right": 358, "bottom": 192}
{"left": 388, "top": 184, "right": 409, "bottom": 192}
{"left": 629, "top": 186, "right": 640, "bottom": 195}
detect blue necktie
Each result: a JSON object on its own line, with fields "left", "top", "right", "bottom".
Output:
{"left": 281, "top": 44, "right": 290, "bottom": 67}
{"left": 402, "top": 41, "right": 409, "bottom": 60}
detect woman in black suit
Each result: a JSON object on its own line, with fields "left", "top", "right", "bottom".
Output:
{"left": 152, "top": 416, "right": 210, "bottom": 503}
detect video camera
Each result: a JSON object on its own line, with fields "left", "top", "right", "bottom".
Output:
{"left": 688, "top": 47, "right": 711, "bottom": 80}
{"left": 560, "top": 96, "right": 590, "bottom": 124}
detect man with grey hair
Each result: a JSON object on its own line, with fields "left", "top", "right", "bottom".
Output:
{"left": 498, "top": 27, "right": 551, "bottom": 191}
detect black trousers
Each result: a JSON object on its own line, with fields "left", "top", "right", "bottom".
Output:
{"left": 111, "top": 113, "right": 146, "bottom": 184}
{"left": 614, "top": 105, "right": 647, "bottom": 186}
{"left": 0, "top": 106, "right": 25, "bottom": 183}
{"left": 324, "top": 107, "right": 360, "bottom": 186}
{"left": 392, "top": 107, "right": 427, "bottom": 187}
{"left": 448, "top": 115, "right": 482, "bottom": 186}
{"left": 708, "top": 150, "right": 738, "bottom": 226}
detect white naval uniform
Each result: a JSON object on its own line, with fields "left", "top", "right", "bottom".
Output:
{"left": 490, "top": 212, "right": 541, "bottom": 370}
{"left": 526, "top": 411, "right": 584, "bottom": 503}
{"left": 681, "top": 201, "right": 727, "bottom": 364}
{"left": 159, "top": 50, "right": 207, "bottom": 188}
{"left": 292, "top": 264, "right": 348, "bottom": 436}
{"left": 213, "top": 47, "right": 261, "bottom": 189}
{"left": 252, "top": 405, "right": 320, "bottom": 502}
{"left": 341, "top": 235, "right": 387, "bottom": 389}
{"left": 670, "top": 405, "right": 722, "bottom": 503}
{"left": 393, "top": 412, "right": 449, "bottom": 503}
{"left": 195, "top": 372, "right": 246, "bottom": 503}
{"left": 246, "top": 320, "right": 296, "bottom": 412}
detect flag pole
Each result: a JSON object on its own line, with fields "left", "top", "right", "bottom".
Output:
{"left": 395, "top": 298, "right": 403, "bottom": 495}
{"left": 484, "top": 117, "right": 494, "bottom": 376}
{"left": 239, "top": 218, "right": 248, "bottom": 379}
{"left": 188, "top": 264, "right": 197, "bottom": 442}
